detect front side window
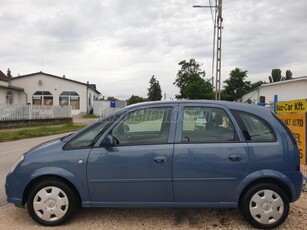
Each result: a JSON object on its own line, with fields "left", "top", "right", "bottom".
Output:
{"left": 65, "top": 117, "right": 116, "bottom": 149}
{"left": 232, "top": 110, "right": 276, "bottom": 142}
{"left": 109, "top": 107, "right": 172, "bottom": 145}
{"left": 181, "top": 107, "right": 235, "bottom": 143}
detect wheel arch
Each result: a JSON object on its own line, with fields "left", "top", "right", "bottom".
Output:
{"left": 234, "top": 170, "right": 295, "bottom": 207}
{"left": 238, "top": 177, "right": 292, "bottom": 208}
{"left": 21, "top": 167, "right": 90, "bottom": 206}
{"left": 22, "top": 175, "right": 81, "bottom": 206}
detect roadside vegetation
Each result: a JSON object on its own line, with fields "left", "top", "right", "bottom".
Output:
{"left": 82, "top": 114, "right": 99, "bottom": 118}
{"left": 0, "top": 123, "right": 85, "bottom": 142}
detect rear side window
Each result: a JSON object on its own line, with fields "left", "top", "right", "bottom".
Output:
{"left": 231, "top": 110, "right": 276, "bottom": 142}
{"left": 181, "top": 107, "right": 236, "bottom": 143}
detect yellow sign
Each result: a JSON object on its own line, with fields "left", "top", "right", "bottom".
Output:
{"left": 278, "top": 113, "right": 306, "bottom": 165}
{"left": 276, "top": 99, "right": 307, "bottom": 114}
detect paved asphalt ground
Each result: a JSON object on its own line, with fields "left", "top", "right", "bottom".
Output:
{"left": 0, "top": 116, "right": 97, "bottom": 207}
{"left": 0, "top": 133, "right": 72, "bottom": 207}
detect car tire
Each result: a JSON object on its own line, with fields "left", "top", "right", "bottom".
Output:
{"left": 27, "top": 179, "right": 77, "bottom": 226}
{"left": 240, "top": 183, "right": 289, "bottom": 229}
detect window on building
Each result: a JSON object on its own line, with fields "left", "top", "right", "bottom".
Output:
{"left": 6, "top": 92, "right": 14, "bottom": 105}
{"left": 59, "top": 91, "right": 80, "bottom": 110}
{"left": 32, "top": 91, "right": 53, "bottom": 106}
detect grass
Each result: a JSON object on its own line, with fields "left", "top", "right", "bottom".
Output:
{"left": 82, "top": 114, "right": 99, "bottom": 118}
{"left": 0, "top": 123, "right": 86, "bottom": 142}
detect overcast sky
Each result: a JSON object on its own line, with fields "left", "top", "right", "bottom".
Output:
{"left": 1, "top": 0, "right": 307, "bottom": 100}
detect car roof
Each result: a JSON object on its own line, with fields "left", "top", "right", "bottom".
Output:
{"left": 124, "top": 100, "right": 271, "bottom": 113}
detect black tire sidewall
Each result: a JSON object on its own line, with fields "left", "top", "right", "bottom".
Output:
{"left": 240, "top": 183, "right": 289, "bottom": 229}
{"left": 27, "top": 179, "right": 76, "bottom": 226}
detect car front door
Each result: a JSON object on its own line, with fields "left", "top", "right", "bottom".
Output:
{"left": 87, "top": 105, "right": 177, "bottom": 205}
{"left": 173, "top": 104, "right": 249, "bottom": 202}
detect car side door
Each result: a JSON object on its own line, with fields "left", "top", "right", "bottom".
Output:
{"left": 87, "top": 105, "right": 177, "bottom": 205}
{"left": 173, "top": 104, "right": 250, "bottom": 202}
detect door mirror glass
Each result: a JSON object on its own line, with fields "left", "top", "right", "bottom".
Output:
{"left": 101, "top": 134, "right": 115, "bottom": 147}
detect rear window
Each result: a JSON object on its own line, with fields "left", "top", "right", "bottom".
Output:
{"left": 231, "top": 110, "right": 276, "bottom": 142}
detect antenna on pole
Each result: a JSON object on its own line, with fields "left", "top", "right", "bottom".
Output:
{"left": 193, "top": 0, "right": 223, "bottom": 100}
{"left": 215, "top": 0, "right": 223, "bottom": 100}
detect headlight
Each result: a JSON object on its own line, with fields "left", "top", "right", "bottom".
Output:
{"left": 10, "top": 155, "right": 24, "bottom": 173}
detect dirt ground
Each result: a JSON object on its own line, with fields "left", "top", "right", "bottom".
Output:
{"left": 0, "top": 191, "right": 306, "bottom": 230}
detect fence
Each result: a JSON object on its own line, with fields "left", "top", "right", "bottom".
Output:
{"left": 0, "top": 104, "right": 71, "bottom": 121}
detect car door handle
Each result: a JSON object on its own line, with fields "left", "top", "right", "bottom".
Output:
{"left": 228, "top": 153, "right": 242, "bottom": 161}
{"left": 154, "top": 156, "right": 167, "bottom": 164}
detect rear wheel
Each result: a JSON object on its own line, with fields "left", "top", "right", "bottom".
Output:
{"left": 27, "top": 179, "right": 77, "bottom": 226}
{"left": 240, "top": 183, "right": 289, "bottom": 229}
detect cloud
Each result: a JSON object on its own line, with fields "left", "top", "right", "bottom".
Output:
{"left": 1, "top": 0, "right": 307, "bottom": 99}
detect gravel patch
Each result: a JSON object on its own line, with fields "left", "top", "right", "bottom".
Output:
{"left": 0, "top": 192, "right": 306, "bottom": 229}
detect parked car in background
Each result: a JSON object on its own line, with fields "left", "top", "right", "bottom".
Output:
{"left": 6, "top": 100, "right": 303, "bottom": 229}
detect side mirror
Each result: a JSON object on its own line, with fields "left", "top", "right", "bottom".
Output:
{"left": 101, "top": 134, "right": 114, "bottom": 147}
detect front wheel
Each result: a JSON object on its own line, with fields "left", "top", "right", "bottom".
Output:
{"left": 27, "top": 179, "right": 77, "bottom": 226}
{"left": 240, "top": 183, "right": 289, "bottom": 229}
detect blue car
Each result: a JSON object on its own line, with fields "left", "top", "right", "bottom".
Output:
{"left": 6, "top": 100, "right": 303, "bottom": 229}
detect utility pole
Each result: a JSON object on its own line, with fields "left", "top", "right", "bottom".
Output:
{"left": 193, "top": 0, "right": 223, "bottom": 100}
{"left": 215, "top": 0, "right": 223, "bottom": 100}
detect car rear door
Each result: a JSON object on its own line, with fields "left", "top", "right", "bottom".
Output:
{"left": 173, "top": 104, "right": 249, "bottom": 202}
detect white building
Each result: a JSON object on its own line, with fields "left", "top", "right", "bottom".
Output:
{"left": 93, "top": 100, "right": 127, "bottom": 117}
{"left": 10, "top": 72, "right": 101, "bottom": 115}
{"left": 241, "top": 77, "right": 307, "bottom": 104}
{"left": 0, "top": 70, "right": 26, "bottom": 105}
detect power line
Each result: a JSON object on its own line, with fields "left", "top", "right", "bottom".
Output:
{"left": 193, "top": 1, "right": 220, "bottom": 91}
{"left": 208, "top": 0, "right": 215, "bottom": 27}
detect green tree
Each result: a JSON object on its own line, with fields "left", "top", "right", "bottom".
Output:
{"left": 268, "top": 69, "right": 282, "bottom": 83}
{"left": 126, "top": 95, "right": 146, "bottom": 105}
{"left": 107, "top": 96, "right": 119, "bottom": 101}
{"left": 285, "top": 70, "right": 292, "bottom": 80}
{"left": 221, "top": 68, "right": 251, "bottom": 101}
{"left": 173, "top": 59, "right": 214, "bottom": 99}
{"left": 268, "top": 69, "right": 293, "bottom": 82}
{"left": 7, "top": 68, "right": 12, "bottom": 79}
{"left": 147, "top": 75, "right": 162, "bottom": 101}
{"left": 250, "top": 80, "right": 264, "bottom": 90}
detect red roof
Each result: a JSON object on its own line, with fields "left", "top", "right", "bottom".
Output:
{"left": 0, "top": 70, "right": 9, "bottom": 81}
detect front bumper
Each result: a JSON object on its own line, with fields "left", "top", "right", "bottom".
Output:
{"left": 5, "top": 172, "right": 28, "bottom": 207}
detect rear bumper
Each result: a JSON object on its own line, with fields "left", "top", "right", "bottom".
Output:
{"left": 285, "top": 171, "right": 303, "bottom": 202}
